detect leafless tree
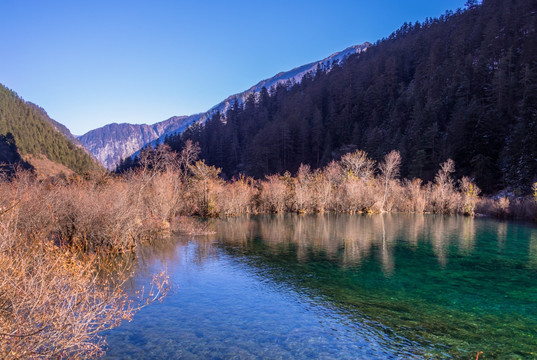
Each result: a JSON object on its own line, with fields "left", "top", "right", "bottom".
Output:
{"left": 379, "top": 150, "right": 401, "bottom": 212}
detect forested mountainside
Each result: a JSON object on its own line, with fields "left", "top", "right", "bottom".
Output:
{"left": 27, "top": 102, "right": 85, "bottom": 149}
{"left": 0, "top": 84, "right": 99, "bottom": 174}
{"left": 163, "top": 0, "right": 537, "bottom": 193}
{"left": 82, "top": 44, "right": 369, "bottom": 170}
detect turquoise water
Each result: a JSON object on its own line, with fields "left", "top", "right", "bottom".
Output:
{"left": 104, "top": 214, "right": 537, "bottom": 359}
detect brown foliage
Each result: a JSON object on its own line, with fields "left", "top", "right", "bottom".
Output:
{"left": 428, "top": 159, "right": 461, "bottom": 214}
{"left": 0, "top": 203, "right": 169, "bottom": 359}
{"left": 259, "top": 175, "right": 288, "bottom": 213}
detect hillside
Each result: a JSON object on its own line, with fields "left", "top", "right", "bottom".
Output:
{"left": 77, "top": 115, "right": 199, "bottom": 169}
{"left": 165, "top": 0, "right": 537, "bottom": 193}
{"left": 80, "top": 43, "right": 369, "bottom": 170}
{"left": 27, "top": 102, "right": 86, "bottom": 149}
{"left": 0, "top": 84, "right": 99, "bottom": 175}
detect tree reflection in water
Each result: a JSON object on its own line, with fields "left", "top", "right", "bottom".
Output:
{"left": 210, "top": 214, "right": 482, "bottom": 273}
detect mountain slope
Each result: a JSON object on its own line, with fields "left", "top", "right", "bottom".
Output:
{"left": 166, "top": 0, "right": 537, "bottom": 192}
{"left": 0, "top": 84, "right": 99, "bottom": 175}
{"left": 79, "top": 43, "right": 370, "bottom": 169}
{"left": 27, "top": 102, "right": 86, "bottom": 149}
{"left": 77, "top": 115, "right": 199, "bottom": 169}
{"left": 202, "top": 43, "right": 371, "bottom": 118}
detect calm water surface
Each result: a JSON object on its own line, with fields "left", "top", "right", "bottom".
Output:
{"left": 104, "top": 214, "right": 537, "bottom": 359}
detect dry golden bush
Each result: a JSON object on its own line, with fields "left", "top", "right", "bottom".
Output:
{"left": 216, "top": 175, "right": 257, "bottom": 216}
{"left": 259, "top": 174, "right": 288, "bottom": 213}
{"left": 505, "top": 198, "right": 537, "bottom": 220}
{"left": 459, "top": 176, "right": 481, "bottom": 216}
{"left": 56, "top": 181, "right": 141, "bottom": 250}
{"left": 381, "top": 181, "right": 403, "bottom": 212}
{"left": 337, "top": 177, "right": 381, "bottom": 213}
{"left": 398, "top": 178, "right": 426, "bottom": 213}
{"left": 138, "top": 170, "right": 184, "bottom": 230}
{"left": 428, "top": 159, "right": 461, "bottom": 214}
{"left": 0, "top": 172, "right": 145, "bottom": 251}
{"left": 293, "top": 164, "right": 314, "bottom": 213}
{"left": 310, "top": 170, "right": 333, "bottom": 213}
{"left": 0, "top": 207, "right": 169, "bottom": 359}
{"left": 187, "top": 160, "right": 223, "bottom": 216}
{"left": 332, "top": 150, "right": 381, "bottom": 213}
{"left": 477, "top": 197, "right": 510, "bottom": 218}
{"left": 476, "top": 195, "right": 537, "bottom": 221}
{"left": 340, "top": 150, "right": 376, "bottom": 180}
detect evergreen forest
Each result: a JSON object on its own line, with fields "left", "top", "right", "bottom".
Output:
{"left": 162, "top": 0, "right": 537, "bottom": 193}
{"left": 0, "top": 84, "right": 98, "bottom": 174}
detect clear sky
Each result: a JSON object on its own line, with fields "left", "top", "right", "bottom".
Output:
{"left": 0, "top": 0, "right": 467, "bottom": 135}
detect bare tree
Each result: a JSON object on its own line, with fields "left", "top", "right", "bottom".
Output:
{"left": 340, "top": 150, "right": 376, "bottom": 180}
{"left": 178, "top": 140, "right": 201, "bottom": 177}
{"left": 431, "top": 159, "right": 459, "bottom": 214}
{"left": 379, "top": 150, "right": 401, "bottom": 212}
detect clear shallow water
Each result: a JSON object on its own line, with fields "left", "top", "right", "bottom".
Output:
{"left": 104, "top": 214, "right": 537, "bottom": 359}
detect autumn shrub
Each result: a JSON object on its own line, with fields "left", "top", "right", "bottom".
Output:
{"left": 332, "top": 176, "right": 378, "bottom": 213}
{"left": 293, "top": 164, "right": 315, "bottom": 213}
{"left": 186, "top": 160, "right": 224, "bottom": 216}
{"left": 310, "top": 170, "right": 333, "bottom": 213}
{"left": 336, "top": 150, "right": 381, "bottom": 213}
{"left": 0, "top": 202, "right": 169, "bottom": 359}
{"left": 459, "top": 176, "right": 481, "bottom": 216}
{"left": 259, "top": 174, "right": 288, "bottom": 213}
{"left": 216, "top": 175, "right": 257, "bottom": 216}
{"left": 477, "top": 197, "right": 510, "bottom": 218}
{"left": 427, "top": 159, "right": 461, "bottom": 214}
{"left": 136, "top": 170, "right": 184, "bottom": 230}
{"left": 0, "top": 164, "right": 185, "bottom": 253}
{"left": 397, "top": 178, "right": 426, "bottom": 213}
{"left": 507, "top": 198, "right": 537, "bottom": 220}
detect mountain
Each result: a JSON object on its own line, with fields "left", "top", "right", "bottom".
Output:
{"left": 78, "top": 43, "right": 370, "bottom": 169}
{"left": 201, "top": 43, "right": 371, "bottom": 118}
{"left": 77, "top": 115, "right": 200, "bottom": 169}
{"left": 27, "top": 102, "right": 86, "bottom": 149}
{"left": 165, "top": 0, "right": 537, "bottom": 193}
{"left": 0, "top": 83, "right": 99, "bottom": 176}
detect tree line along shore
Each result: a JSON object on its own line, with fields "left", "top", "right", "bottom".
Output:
{"left": 1, "top": 141, "right": 536, "bottom": 359}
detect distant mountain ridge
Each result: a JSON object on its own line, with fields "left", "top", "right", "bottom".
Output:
{"left": 78, "top": 42, "right": 371, "bottom": 169}
{"left": 77, "top": 115, "right": 200, "bottom": 169}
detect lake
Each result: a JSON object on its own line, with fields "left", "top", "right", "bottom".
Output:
{"left": 104, "top": 214, "right": 537, "bottom": 359}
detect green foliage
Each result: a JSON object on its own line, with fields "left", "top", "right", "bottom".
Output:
{"left": 0, "top": 84, "right": 98, "bottom": 174}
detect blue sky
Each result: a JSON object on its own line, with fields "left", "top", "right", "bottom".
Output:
{"left": 0, "top": 0, "right": 467, "bottom": 135}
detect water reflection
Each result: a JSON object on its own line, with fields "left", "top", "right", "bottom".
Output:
{"left": 105, "top": 214, "right": 537, "bottom": 360}
{"left": 530, "top": 231, "right": 537, "bottom": 270}
{"left": 210, "top": 214, "right": 481, "bottom": 272}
